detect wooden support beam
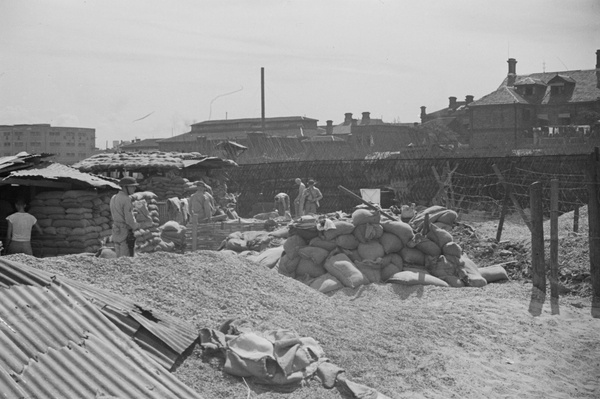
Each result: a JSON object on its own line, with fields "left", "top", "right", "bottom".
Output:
{"left": 530, "top": 181, "right": 546, "bottom": 294}
{"left": 492, "top": 163, "right": 532, "bottom": 232}
{"left": 550, "top": 179, "right": 560, "bottom": 314}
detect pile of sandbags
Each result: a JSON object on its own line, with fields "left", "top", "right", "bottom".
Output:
{"left": 160, "top": 221, "right": 187, "bottom": 252}
{"left": 275, "top": 206, "right": 507, "bottom": 293}
{"left": 29, "top": 190, "right": 113, "bottom": 257}
{"left": 131, "top": 191, "right": 169, "bottom": 253}
{"left": 137, "top": 176, "right": 196, "bottom": 201}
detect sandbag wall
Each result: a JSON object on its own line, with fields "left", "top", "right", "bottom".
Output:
{"left": 29, "top": 190, "right": 113, "bottom": 257}
{"left": 277, "top": 206, "right": 494, "bottom": 293}
{"left": 130, "top": 191, "right": 175, "bottom": 253}
{"left": 138, "top": 175, "right": 196, "bottom": 201}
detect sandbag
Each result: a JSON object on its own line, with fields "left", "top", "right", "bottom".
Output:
{"left": 387, "top": 271, "right": 449, "bottom": 287}
{"left": 298, "top": 246, "right": 330, "bottom": 266}
{"left": 247, "top": 246, "right": 284, "bottom": 269}
{"left": 442, "top": 242, "right": 462, "bottom": 257}
{"left": 434, "top": 222, "right": 453, "bottom": 232}
{"left": 380, "top": 220, "right": 415, "bottom": 245}
{"left": 379, "top": 232, "right": 404, "bottom": 254}
{"left": 283, "top": 235, "right": 307, "bottom": 259}
{"left": 478, "top": 265, "right": 509, "bottom": 283}
{"left": 355, "top": 262, "right": 381, "bottom": 284}
{"left": 351, "top": 209, "right": 381, "bottom": 226}
{"left": 335, "top": 234, "right": 360, "bottom": 250}
{"left": 353, "top": 223, "right": 384, "bottom": 243}
{"left": 381, "top": 262, "right": 403, "bottom": 281}
{"left": 415, "top": 237, "right": 442, "bottom": 257}
{"left": 269, "top": 226, "right": 290, "bottom": 239}
{"left": 278, "top": 254, "right": 300, "bottom": 277}
{"left": 309, "top": 237, "right": 338, "bottom": 252}
{"left": 309, "top": 273, "right": 344, "bottom": 293}
{"left": 434, "top": 210, "right": 458, "bottom": 226}
{"left": 357, "top": 241, "right": 385, "bottom": 261}
{"left": 226, "top": 238, "right": 248, "bottom": 252}
{"left": 322, "top": 220, "right": 355, "bottom": 241}
{"left": 294, "top": 227, "right": 320, "bottom": 241}
{"left": 427, "top": 255, "right": 457, "bottom": 279}
{"left": 296, "top": 258, "right": 326, "bottom": 278}
{"left": 441, "top": 275, "right": 466, "bottom": 288}
{"left": 459, "top": 254, "right": 488, "bottom": 287}
{"left": 324, "top": 253, "right": 367, "bottom": 288}
{"left": 400, "top": 247, "right": 426, "bottom": 266}
{"left": 426, "top": 223, "right": 453, "bottom": 248}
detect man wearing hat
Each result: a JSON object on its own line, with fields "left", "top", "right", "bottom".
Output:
{"left": 302, "top": 179, "right": 323, "bottom": 215}
{"left": 110, "top": 176, "right": 140, "bottom": 257}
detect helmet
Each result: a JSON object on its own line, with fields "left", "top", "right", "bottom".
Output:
{"left": 119, "top": 176, "right": 139, "bottom": 187}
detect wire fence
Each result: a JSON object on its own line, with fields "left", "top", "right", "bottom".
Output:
{"left": 227, "top": 153, "right": 591, "bottom": 222}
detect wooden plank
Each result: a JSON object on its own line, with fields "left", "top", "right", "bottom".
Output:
{"left": 550, "top": 179, "right": 559, "bottom": 311}
{"left": 587, "top": 148, "right": 600, "bottom": 317}
{"left": 530, "top": 181, "right": 546, "bottom": 294}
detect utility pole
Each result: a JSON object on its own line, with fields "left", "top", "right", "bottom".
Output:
{"left": 261, "top": 67, "right": 266, "bottom": 133}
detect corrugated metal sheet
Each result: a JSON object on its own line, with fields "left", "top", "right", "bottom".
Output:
{"left": 1, "top": 162, "right": 121, "bottom": 190}
{"left": 0, "top": 258, "right": 199, "bottom": 371}
{"left": 0, "top": 283, "right": 202, "bottom": 398}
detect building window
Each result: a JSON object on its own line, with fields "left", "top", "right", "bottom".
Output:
{"left": 551, "top": 85, "right": 565, "bottom": 95}
{"left": 66, "top": 142, "right": 75, "bottom": 147}
{"left": 78, "top": 152, "right": 87, "bottom": 157}
{"left": 50, "top": 131, "right": 61, "bottom": 136}
{"left": 14, "top": 142, "right": 24, "bottom": 147}
{"left": 66, "top": 152, "right": 75, "bottom": 157}
{"left": 78, "top": 142, "right": 86, "bottom": 147}
{"left": 49, "top": 142, "right": 60, "bottom": 147}
{"left": 3, "top": 132, "right": 10, "bottom": 139}
{"left": 30, "top": 131, "right": 41, "bottom": 137}
{"left": 3, "top": 142, "right": 11, "bottom": 147}
{"left": 30, "top": 141, "right": 42, "bottom": 147}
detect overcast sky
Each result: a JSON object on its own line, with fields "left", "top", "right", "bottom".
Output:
{"left": 1, "top": 0, "right": 599, "bottom": 149}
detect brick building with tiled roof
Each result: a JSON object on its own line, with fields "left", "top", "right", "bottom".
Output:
{"left": 468, "top": 49, "right": 600, "bottom": 150}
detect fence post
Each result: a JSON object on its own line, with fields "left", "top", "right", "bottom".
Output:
{"left": 587, "top": 148, "right": 600, "bottom": 317}
{"left": 550, "top": 179, "right": 559, "bottom": 312}
{"left": 573, "top": 206, "right": 579, "bottom": 233}
{"left": 493, "top": 163, "right": 532, "bottom": 232}
{"left": 530, "top": 181, "right": 546, "bottom": 294}
{"left": 496, "top": 163, "right": 514, "bottom": 242}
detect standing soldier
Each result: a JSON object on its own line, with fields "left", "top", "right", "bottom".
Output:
{"left": 110, "top": 177, "right": 139, "bottom": 257}
{"left": 294, "top": 178, "right": 306, "bottom": 217}
{"left": 302, "top": 180, "right": 323, "bottom": 215}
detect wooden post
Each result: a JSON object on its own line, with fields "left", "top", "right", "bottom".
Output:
{"left": 587, "top": 148, "right": 600, "bottom": 317}
{"left": 496, "top": 163, "right": 514, "bottom": 242}
{"left": 550, "top": 179, "right": 559, "bottom": 312}
{"left": 573, "top": 206, "right": 579, "bottom": 233}
{"left": 530, "top": 181, "right": 546, "bottom": 294}
{"left": 493, "top": 163, "right": 532, "bottom": 232}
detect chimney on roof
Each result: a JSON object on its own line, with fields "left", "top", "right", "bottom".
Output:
{"left": 361, "top": 112, "right": 371, "bottom": 123}
{"left": 420, "top": 106, "right": 427, "bottom": 123}
{"left": 465, "top": 95, "right": 474, "bottom": 104}
{"left": 449, "top": 96, "right": 457, "bottom": 108}
{"left": 507, "top": 58, "right": 517, "bottom": 86}
{"left": 344, "top": 113, "right": 353, "bottom": 124}
{"left": 326, "top": 120, "right": 333, "bottom": 135}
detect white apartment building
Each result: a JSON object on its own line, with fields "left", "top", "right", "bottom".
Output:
{"left": 0, "top": 124, "right": 96, "bottom": 165}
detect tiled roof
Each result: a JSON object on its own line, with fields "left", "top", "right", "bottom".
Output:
{"left": 470, "top": 69, "right": 600, "bottom": 106}
{"left": 0, "top": 258, "right": 202, "bottom": 398}
{"left": 1, "top": 162, "right": 121, "bottom": 190}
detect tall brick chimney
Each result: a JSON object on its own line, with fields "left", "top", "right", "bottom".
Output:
{"left": 465, "top": 95, "right": 474, "bottom": 104}
{"left": 361, "top": 112, "right": 371, "bottom": 123}
{"left": 420, "top": 106, "right": 427, "bottom": 123}
{"left": 449, "top": 96, "right": 457, "bottom": 108}
{"left": 507, "top": 58, "right": 517, "bottom": 86}
{"left": 344, "top": 112, "right": 353, "bottom": 124}
{"left": 326, "top": 120, "right": 333, "bottom": 135}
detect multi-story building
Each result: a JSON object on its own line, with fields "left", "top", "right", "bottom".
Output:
{"left": 0, "top": 124, "right": 96, "bottom": 165}
{"left": 468, "top": 49, "right": 600, "bottom": 150}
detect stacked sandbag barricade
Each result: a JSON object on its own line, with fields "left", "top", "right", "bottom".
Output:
{"left": 138, "top": 175, "right": 196, "bottom": 201}
{"left": 160, "top": 221, "right": 187, "bottom": 253}
{"left": 269, "top": 206, "right": 508, "bottom": 293}
{"left": 130, "top": 191, "right": 174, "bottom": 253}
{"left": 29, "top": 190, "right": 113, "bottom": 257}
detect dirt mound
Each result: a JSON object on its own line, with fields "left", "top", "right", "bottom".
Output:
{"left": 6, "top": 242, "right": 600, "bottom": 398}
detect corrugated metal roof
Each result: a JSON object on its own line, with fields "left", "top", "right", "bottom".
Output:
{"left": 0, "top": 152, "right": 52, "bottom": 176}
{"left": 0, "top": 281, "right": 202, "bottom": 398}
{"left": 182, "top": 157, "right": 238, "bottom": 169}
{"left": 0, "top": 258, "right": 199, "bottom": 372}
{"left": 0, "top": 162, "right": 121, "bottom": 190}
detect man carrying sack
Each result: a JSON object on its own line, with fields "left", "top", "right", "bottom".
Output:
{"left": 110, "top": 176, "right": 140, "bottom": 257}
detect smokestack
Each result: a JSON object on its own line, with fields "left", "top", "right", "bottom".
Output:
{"left": 326, "top": 120, "right": 333, "bottom": 135}
{"left": 344, "top": 113, "right": 353, "bottom": 124}
{"left": 596, "top": 49, "right": 600, "bottom": 89}
{"left": 465, "top": 95, "right": 474, "bottom": 104}
{"left": 261, "top": 67, "right": 265, "bottom": 132}
{"left": 449, "top": 96, "right": 457, "bottom": 108}
{"left": 507, "top": 58, "right": 517, "bottom": 86}
{"left": 420, "top": 106, "right": 427, "bottom": 123}
{"left": 361, "top": 112, "right": 371, "bottom": 123}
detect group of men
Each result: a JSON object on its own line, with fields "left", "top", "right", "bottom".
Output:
{"left": 274, "top": 178, "right": 323, "bottom": 218}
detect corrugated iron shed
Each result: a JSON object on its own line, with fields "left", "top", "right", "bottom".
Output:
{"left": 0, "top": 259, "right": 198, "bottom": 390}
{"left": 0, "top": 162, "right": 121, "bottom": 190}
